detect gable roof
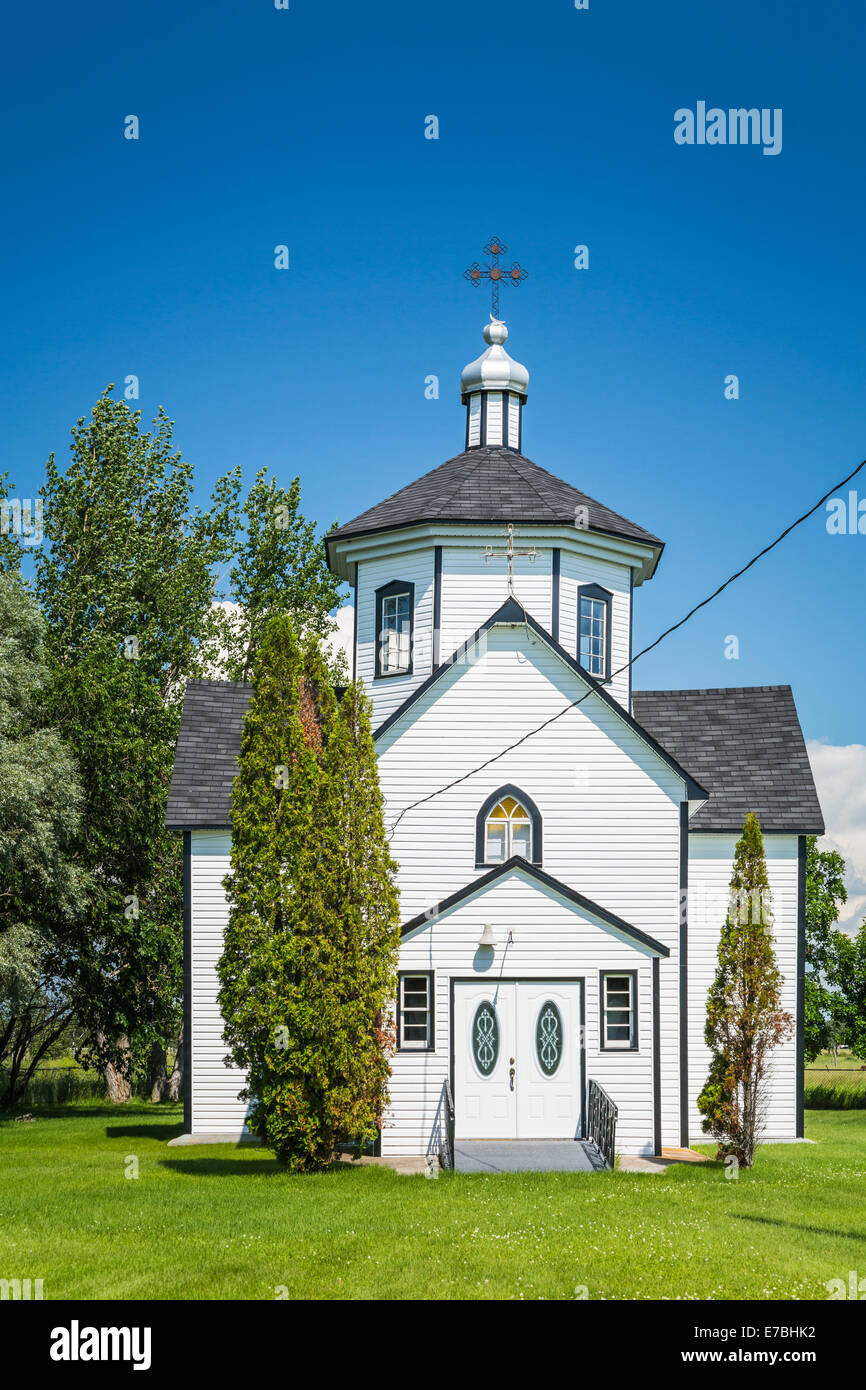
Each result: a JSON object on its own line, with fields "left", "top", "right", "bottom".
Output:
{"left": 325, "top": 445, "right": 663, "bottom": 555}
{"left": 166, "top": 679, "right": 252, "bottom": 829}
{"left": 164, "top": 655, "right": 819, "bottom": 837}
{"left": 400, "top": 856, "right": 670, "bottom": 955}
{"left": 632, "top": 686, "right": 824, "bottom": 834}
{"left": 374, "top": 597, "right": 709, "bottom": 802}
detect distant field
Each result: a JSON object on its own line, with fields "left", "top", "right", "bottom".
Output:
{"left": 804, "top": 1053, "right": 866, "bottom": 1109}
{"left": 810, "top": 1050, "right": 866, "bottom": 1071}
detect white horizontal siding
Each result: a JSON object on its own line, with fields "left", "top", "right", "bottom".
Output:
{"left": 389, "top": 871, "right": 659, "bottom": 1157}
{"left": 190, "top": 831, "right": 249, "bottom": 1136}
{"left": 438, "top": 540, "right": 553, "bottom": 665}
{"left": 687, "top": 834, "right": 799, "bottom": 1141}
{"left": 189, "top": 615, "right": 702, "bottom": 1155}
{"left": 559, "top": 548, "right": 632, "bottom": 709}
{"left": 378, "top": 625, "right": 684, "bottom": 929}
{"left": 378, "top": 622, "right": 687, "bottom": 1148}
{"left": 356, "top": 546, "right": 436, "bottom": 725}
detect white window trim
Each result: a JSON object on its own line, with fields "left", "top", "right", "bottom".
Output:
{"left": 398, "top": 972, "right": 433, "bottom": 1051}
{"left": 580, "top": 596, "right": 607, "bottom": 678}
{"left": 601, "top": 971, "right": 637, "bottom": 1050}
{"left": 485, "top": 806, "right": 532, "bottom": 864}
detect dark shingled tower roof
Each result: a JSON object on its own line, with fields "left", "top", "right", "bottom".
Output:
{"left": 325, "top": 446, "right": 663, "bottom": 551}
{"left": 167, "top": 679, "right": 822, "bottom": 834}
{"left": 633, "top": 685, "right": 823, "bottom": 834}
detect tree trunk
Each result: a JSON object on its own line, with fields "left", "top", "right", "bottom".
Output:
{"left": 100, "top": 1032, "right": 132, "bottom": 1103}
{"left": 166, "top": 1030, "right": 183, "bottom": 1103}
{"left": 148, "top": 1039, "right": 168, "bottom": 1102}
{"left": 1, "top": 1009, "right": 73, "bottom": 1109}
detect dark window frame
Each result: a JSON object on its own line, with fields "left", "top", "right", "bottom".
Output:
{"left": 599, "top": 969, "right": 639, "bottom": 1051}
{"left": 374, "top": 579, "right": 415, "bottom": 680}
{"left": 475, "top": 784, "right": 543, "bottom": 869}
{"left": 577, "top": 582, "right": 613, "bottom": 682}
{"left": 397, "top": 970, "right": 434, "bottom": 1051}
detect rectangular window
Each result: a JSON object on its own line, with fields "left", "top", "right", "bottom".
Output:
{"left": 579, "top": 595, "right": 608, "bottom": 678}
{"left": 511, "top": 820, "right": 531, "bottom": 859}
{"left": 601, "top": 972, "right": 637, "bottom": 1050}
{"left": 398, "top": 973, "right": 433, "bottom": 1050}
{"left": 375, "top": 581, "right": 414, "bottom": 678}
{"left": 380, "top": 592, "right": 411, "bottom": 674}
{"left": 485, "top": 821, "right": 506, "bottom": 862}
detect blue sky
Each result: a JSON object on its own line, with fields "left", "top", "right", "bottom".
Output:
{"left": 2, "top": 0, "right": 864, "bottom": 766}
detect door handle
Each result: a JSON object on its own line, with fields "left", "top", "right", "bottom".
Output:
{"left": 509, "top": 1059, "right": 515, "bottom": 1091}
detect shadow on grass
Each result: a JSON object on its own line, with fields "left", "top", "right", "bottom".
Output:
{"left": 159, "top": 1156, "right": 376, "bottom": 1179}
{"left": 106, "top": 1123, "right": 185, "bottom": 1142}
{"left": 3, "top": 1103, "right": 182, "bottom": 1122}
{"left": 730, "top": 1212, "right": 866, "bottom": 1243}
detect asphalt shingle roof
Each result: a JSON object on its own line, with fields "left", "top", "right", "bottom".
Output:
{"left": 632, "top": 685, "right": 823, "bottom": 834}
{"left": 166, "top": 679, "right": 252, "bottom": 829}
{"left": 325, "top": 446, "right": 663, "bottom": 550}
{"left": 168, "top": 679, "right": 822, "bottom": 835}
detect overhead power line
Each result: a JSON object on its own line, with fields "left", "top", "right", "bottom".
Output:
{"left": 387, "top": 453, "right": 866, "bottom": 837}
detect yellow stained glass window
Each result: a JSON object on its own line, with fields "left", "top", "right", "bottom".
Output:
{"left": 485, "top": 797, "right": 531, "bottom": 862}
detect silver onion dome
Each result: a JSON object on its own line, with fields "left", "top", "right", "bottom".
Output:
{"left": 460, "top": 316, "right": 530, "bottom": 399}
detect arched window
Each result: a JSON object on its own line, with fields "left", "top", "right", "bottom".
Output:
{"left": 475, "top": 785, "right": 542, "bottom": 868}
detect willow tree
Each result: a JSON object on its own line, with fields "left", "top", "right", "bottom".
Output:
{"left": 0, "top": 571, "right": 87, "bottom": 1107}
{"left": 217, "top": 615, "right": 400, "bottom": 1169}
{"left": 697, "top": 813, "right": 793, "bottom": 1166}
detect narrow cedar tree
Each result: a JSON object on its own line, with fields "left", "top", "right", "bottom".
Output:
{"left": 217, "top": 614, "right": 400, "bottom": 1168}
{"left": 697, "top": 812, "right": 793, "bottom": 1166}
{"left": 308, "top": 683, "right": 401, "bottom": 1151}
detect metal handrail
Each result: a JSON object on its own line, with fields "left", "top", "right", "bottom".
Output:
{"left": 441, "top": 1077, "right": 455, "bottom": 1170}
{"left": 586, "top": 1079, "right": 618, "bottom": 1169}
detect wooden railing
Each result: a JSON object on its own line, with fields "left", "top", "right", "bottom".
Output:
{"left": 586, "top": 1079, "right": 618, "bottom": 1169}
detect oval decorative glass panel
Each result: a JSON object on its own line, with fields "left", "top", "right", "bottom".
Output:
{"left": 535, "top": 1000, "right": 563, "bottom": 1076}
{"left": 471, "top": 1001, "right": 499, "bottom": 1076}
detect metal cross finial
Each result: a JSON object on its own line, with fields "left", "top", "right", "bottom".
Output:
{"left": 463, "top": 237, "right": 528, "bottom": 319}
{"left": 483, "top": 523, "right": 537, "bottom": 595}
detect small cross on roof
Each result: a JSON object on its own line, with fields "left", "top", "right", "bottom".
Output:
{"left": 463, "top": 237, "right": 528, "bottom": 318}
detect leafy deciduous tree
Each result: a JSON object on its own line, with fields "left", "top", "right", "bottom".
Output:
{"left": 35, "top": 388, "right": 241, "bottom": 1098}
{"left": 804, "top": 836, "right": 848, "bottom": 1061}
{"left": 829, "top": 921, "right": 866, "bottom": 1061}
{"left": 217, "top": 469, "right": 345, "bottom": 684}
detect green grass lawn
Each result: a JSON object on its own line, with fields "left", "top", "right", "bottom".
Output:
{"left": 1, "top": 1103, "right": 864, "bottom": 1300}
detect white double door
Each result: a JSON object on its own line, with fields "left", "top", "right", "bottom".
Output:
{"left": 454, "top": 980, "right": 582, "bottom": 1140}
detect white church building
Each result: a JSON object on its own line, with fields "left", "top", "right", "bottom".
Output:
{"left": 167, "top": 315, "right": 823, "bottom": 1160}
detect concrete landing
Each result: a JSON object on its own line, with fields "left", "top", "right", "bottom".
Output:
{"left": 618, "top": 1147, "right": 712, "bottom": 1174}
{"left": 167, "top": 1132, "right": 260, "bottom": 1146}
{"left": 454, "top": 1139, "right": 607, "bottom": 1173}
